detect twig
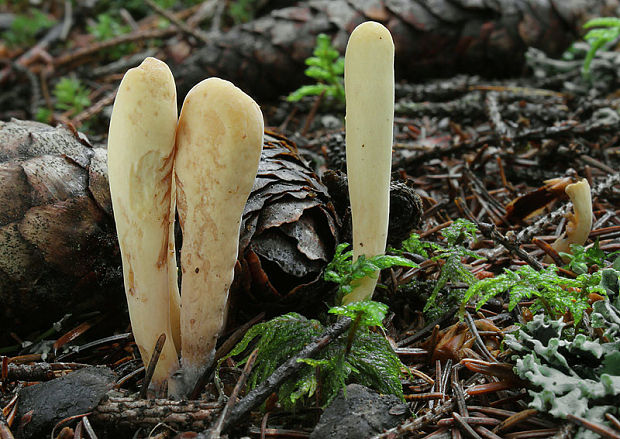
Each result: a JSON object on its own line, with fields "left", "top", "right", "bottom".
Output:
{"left": 247, "top": 426, "right": 311, "bottom": 437}
{"left": 57, "top": 333, "right": 133, "bottom": 361}
{"left": 440, "top": 359, "right": 452, "bottom": 396}
{"left": 218, "top": 317, "right": 352, "bottom": 432}
{"left": 0, "top": 409, "right": 14, "bottom": 439}
{"left": 51, "top": 412, "right": 91, "bottom": 439}
{"left": 207, "top": 349, "right": 259, "bottom": 439}
{"left": 260, "top": 412, "right": 270, "bottom": 439}
{"left": 496, "top": 156, "right": 512, "bottom": 192}
{"left": 0, "top": 23, "right": 63, "bottom": 84}
{"left": 144, "top": 0, "right": 209, "bottom": 43}
{"left": 453, "top": 411, "right": 484, "bottom": 439}
{"left": 485, "top": 91, "right": 513, "bottom": 144}
{"left": 5, "top": 362, "right": 90, "bottom": 382}
{"left": 467, "top": 407, "right": 555, "bottom": 429}
{"left": 74, "top": 419, "right": 83, "bottom": 438}
{"left": 3, "top": 391, "right": 18, "bottom": 429}
{"left": 189, "top": 312, "right": 265, "bottom": 400}
{"left": 438, "top": 417, "right": 500, "bottom": 428}
{"left": 53, "top": 28, "right": 176, "bottom": 68}
{"left": 60, "top": 0, "right": 73, "bottom": 40}
{"left": 372, "top": 395, "right": 469, "bottom": 439}
{"left": 579, "top": 154, "right": 617, "bottom": 175}
{"left": 504, "top": 428, "right": 559, "bottom": 438}
{"left": 187, "top": 0, "right": 219, "bottom": 27}
{"left": 11, "top": 63, "right": 39, "bottom": 117}
{"left": 114, "top": 366, "right": 144, "bottom": 389}
{"left": 607, "top": 414, "right": 620, "bottom": 431}
{"left": 140, "top": 333, "right": 166, "bottom": 399}
{"left": 451, "top": 366, "right": 468, "bottom": 417}
{"left": 119, "top": 8, "right": 139, "bottom": 30}
{"left": 397, "top": 307, "right": 458, "bottom": 347}
{"left": 474, "top": 426, "right": 502, "bottom": 439}
{"left": 567, "top": 414, "right": 620, "bottom": 439}
{"left": 592, "top": 172, "right": 620, "bottom": 200}
{"left": 92, "top": 396, "right": 222, "bottom": 430}
{"left": 516, "top": 204, "right": 571, "bottom": 245}
{"left": 208, "top": 0, "right": 225, "bottom": 34}
{"left": 405, "top": 392, "right": 446, "bottom": 401}
{"left": 72, "top": 90, "right": 117, "bottom": 126}
{"left": 408, "top": 367, "right": 435, "bottom": 386}
{"left": 434, "top": 360, "right": 441, "bottom": 407}
{"left": 464, "top": 312, "right": 496, "bottom": 363}
{"left": 301, "top": 89, "right": 325, "bottom": 137}
{"left": 492, "top": 409, "right": 538, "bottom": 434}
{"left": 81, "top": 416, "right": 97, "bottom": 439}
{"left": 344, "top": 313, "right": 362, "bottom": 356}
{"left": 421, "top": 428, "right": 451, "bottom": 439}
{"left": 476, "top": 222, "right": 544, "bottom": 271}
{"left": 531, "top": 237, "right": 564, "bottom": 266}
{"left": 462, "top": 165, "right": 506, "bottom": 217}
{"left": 90, "top": 49, "right": 159, "bottom": 77}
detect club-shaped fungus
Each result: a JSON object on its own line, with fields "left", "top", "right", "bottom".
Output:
{"left": 107, "top": 57, "right": 181, "bottom": 395}
{"left": 342, "top": 22, "right": 395, "bottom": 304}
{"left": 174, "top": 78, "right": 264, "bottom": 394}
{"left": 551, "top": 179, "right": 593, "bottom": 257}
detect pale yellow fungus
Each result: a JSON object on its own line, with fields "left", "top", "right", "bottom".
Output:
{"left": 343, "top": 22, "right": 395, "bottom": 304}
{"left": 174, "top": 77, "right": 264, "bottom": 393}
{"left": 107, "top": 57, "right": 180, "bottom": 394}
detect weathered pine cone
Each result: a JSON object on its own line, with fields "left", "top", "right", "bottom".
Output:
{"left": 230, "top": 132, "right": 341, "bottom": 320}
{"left": 0, "top": 120, "right": 122, "bottom": 334}
{"left": 322, "top": 169, "right": 423, "bottom": 248}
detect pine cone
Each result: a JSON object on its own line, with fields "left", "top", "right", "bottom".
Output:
{"left": 322, "top": 170, "right": 423, "bottom": 247}
{"left": 231, "top": 132, "right": 341, "bottom": 319}
{"left": 322, "top": 131, "right": 347, "bottom": 172}
{"left": 0, "top": 120, "right": 122, "bottom": 334}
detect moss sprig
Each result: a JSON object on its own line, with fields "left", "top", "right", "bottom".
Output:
{"left": 222, "top": 301, "right": 404, "bottom": 409}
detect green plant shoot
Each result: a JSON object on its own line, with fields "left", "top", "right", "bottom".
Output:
{"left": 228, "top": 0, "right": 256, "bottom": 24}
{"left": 54, "top": 77, "right": 91, "bottom": 117}
{"left": 287, "top": 34, "right": 345, "bottom": 103}
{"left": 35, "top": 107, "right": 53, "bottom": 124}
{"left": 325, "top": 243, "right": 417, "bottom": 303}
{"left": 463, "top": 264, "right": 609, "bottom": 326}
{"left": 423, "top": 219, "right": 482, "bottom": 315}
{"left": 329, "top": 300, "right": 389, "bottom": 328}
{"left": 388, "top": 220, "right": 483, "bottom": 319}
{"left": 397, "top": 232, "right": 431, "bottom": 257}
{"left": 581, "top": 17, "right": 620, "bottom": 79}
{"left": 87, "top": 13, "right": 134, "bottom": 59}
{"left": 2, "top": 9, "right": 55, "bottom": 48}
{"left": 560, "top": 240, "right": 620, "bottom": 275}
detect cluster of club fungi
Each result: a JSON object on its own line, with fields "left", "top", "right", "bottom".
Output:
{"left": 107, "top": 21, "right": 394, "bottom": 399}
{"left": 108, "top": 58, "right": 264, "bottom": 398}
{"left": 107, "top": 21, "right": 595, "bottom": 400}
